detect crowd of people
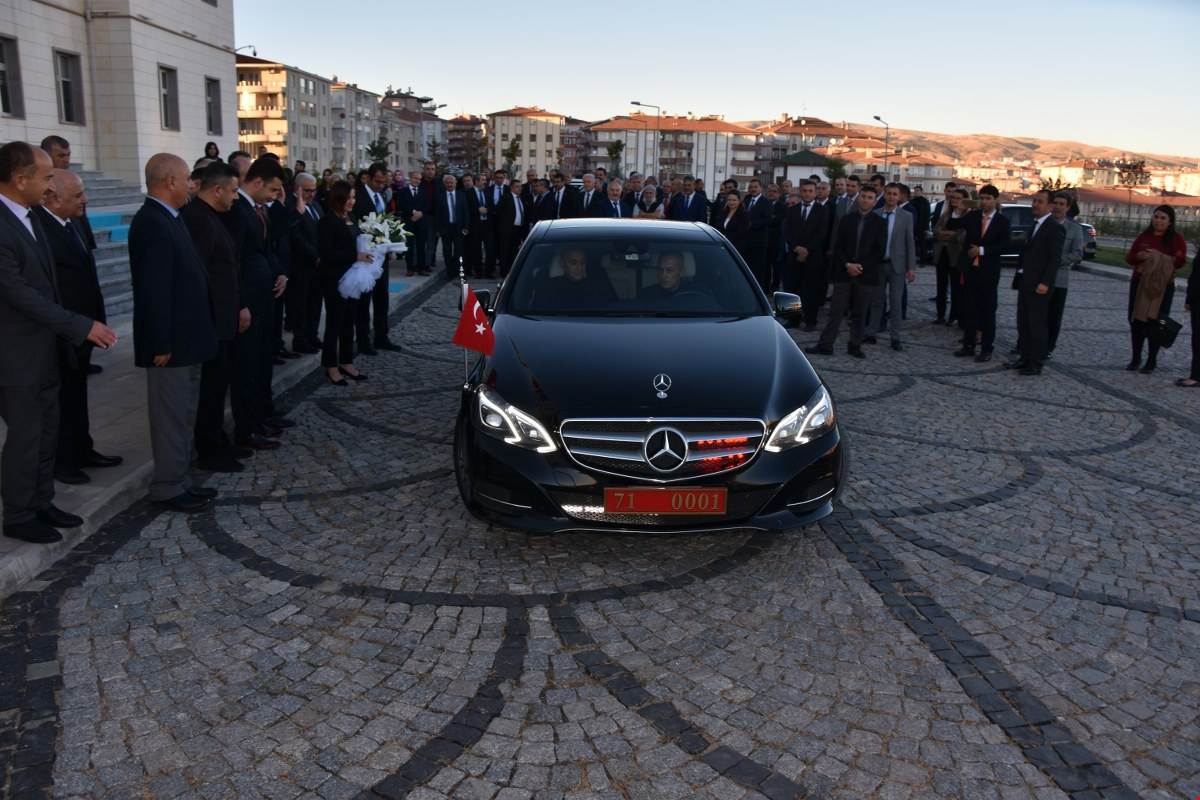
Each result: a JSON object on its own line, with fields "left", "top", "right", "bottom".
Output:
{"left": 1, "top": 136, "right": 1197, "bottom": 545}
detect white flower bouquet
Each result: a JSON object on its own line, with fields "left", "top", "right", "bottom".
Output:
{"left": 339, "top": 213, "right": 411, "bottom": 299}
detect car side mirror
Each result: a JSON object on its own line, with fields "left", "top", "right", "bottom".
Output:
{"left": 773, "top": 292, "right": 803, "bottom": 318}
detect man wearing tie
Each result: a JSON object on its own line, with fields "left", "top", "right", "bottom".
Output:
{"left": 782, "top": 180, "right": 829, "bottom": 331}
{"left": 1007, "top": 189, "right": 1064, "bottom": 375}
{"left": 864, "top": 183, "right": 917, "bottom": 350}
{"left": 35, "top": 170, "right": 122, "bottom": 486}
{"left": 668, "top": 176, "right": 707, "bottom": 223}
{"left": 742, "top": 179, "right": 773, "bottom": 291}
{"left": 548, "top": 171, "right": 578, "bottom": 219}
{"left": 462, "top": 174, "right": 488, "bottom": 278}
{"left": 435, "top": 174, "right": 468, "bottom": 280}
{"left": 597, "top": 180, "right": 631, "bottom": 219}
{"left": 286, "top": 173, "right": 323, "bottom": 354}
{"left": 495, "top": 178, "right": 528, "bottom": 277}
{"left": 396, "top": 170, "right": 428, "bottom": 277}
{"left": 485, "top": 169, "right": 509, "bottom": 276}
{"left": 947, "top": 184, "right": 1010, "bottom": 362}
{"left": 354, "top": 162, "right": 399, "bottom": 354}
{"left": 577, "top": 173, "right": 600, "bottom": 217}
{"left": 0, "top": 143, "right": 117, "bottom": 543}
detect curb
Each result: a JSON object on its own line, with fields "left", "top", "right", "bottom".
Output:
{"left": 0, "top": 274, "right": 449, "bottom": 600}
{"left": 1076, "top": 260, "right": 1188, "bottom": 291}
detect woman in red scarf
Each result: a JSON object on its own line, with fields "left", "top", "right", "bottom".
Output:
{"left": 1124, "top": 205, "right": 1187, "bottom": 373}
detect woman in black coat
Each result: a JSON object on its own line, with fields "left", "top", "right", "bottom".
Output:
{"left": 1178, "top": 244, "right": 1199, "bottom": 387}
{"left": 317, "top": 181, "right": 373, "bottom": 385}
{"left": 718, "top": 191, "right": 752, "bottom": 266}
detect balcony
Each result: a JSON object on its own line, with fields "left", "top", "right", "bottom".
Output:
{"left": 238, "top": 133, "right": 286, "bottom": 144}
{"left": 239, "top": 106, "right": 285, "bottom": 119}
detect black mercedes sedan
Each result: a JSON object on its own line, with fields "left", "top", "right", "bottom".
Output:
{"left": 454, "top": 218, "right": 846, "bottom": 533}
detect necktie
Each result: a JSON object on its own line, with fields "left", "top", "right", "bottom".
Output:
{"left": 975, "top": 214, "right": 991, "bottom": 266}
{"left": 885, "top": 211, "right": 893, "bottom": 253}
{"left": 613, "top": 200, "right": 620, "bottom": 218}
{"left": 307, "top": 205, "right": 318, "bottom": 221}
{"left": 65, "top": 219, "right": 88, "bottom": 255}
{"left": 374, "top": 192, "right": 384, "bottom": 213}
{"left": 447, "top": 192, "right": 454, "bottom": 224}
{"left": 255, "top": 204, "right": 268, "bottom": 239}
{"left": 685, "top": 194, "right": 691, "bottom": 211}
{"left": 802, "top": 203, "right": 810, "bottom": 221}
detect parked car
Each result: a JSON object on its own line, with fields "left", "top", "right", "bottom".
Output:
{"left": 453, "top": 219, "right": 846, "bottom": 533}
{"left": 999, "top": 204, "right": 1034, "bottom": 267}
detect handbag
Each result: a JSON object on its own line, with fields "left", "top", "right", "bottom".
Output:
{"left": 1150, "top": 316, "right": 1183, "bottom": 349}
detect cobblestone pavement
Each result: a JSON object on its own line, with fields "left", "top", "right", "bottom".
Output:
{"left": 1, "top": 269, "right": 1197, "bottom": 800}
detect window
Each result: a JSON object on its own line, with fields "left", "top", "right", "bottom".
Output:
{"left": 159, "top": 66, "right": 179, "bottom": 130}
{"left": 54, "top": 50, "right": 84, "bottom": 124}
{"left": 0, "top": 36, "right": 22, "bottom": 117}
{"left": 545, "top": 134, "right": 552, "bottom": 142}
{"left": 204, "top": 77, "right": 222, "bottom": 135}
{"left": 501, "top": 133, "right": 509, "bottom": 142}
{"left": 546, "top": 150, "right": 553, "bottom": 159}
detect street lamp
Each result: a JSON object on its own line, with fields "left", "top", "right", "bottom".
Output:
{"left": 873, "top": 115, "right": 890, "bottom": 176}
{"left": 235, "top": 45, "right": 257, "bottom": 56}
{"left": 631, "top": 100, "right": 661, "bottom": 180}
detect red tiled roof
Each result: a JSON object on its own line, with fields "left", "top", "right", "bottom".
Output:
{"left": 487, "top": 106, "right": 565, "bottom": 119}
{"left": 590, "top": 114, "right": 758, "bottom": 135}
{"left": 1074, "top": 186, "right": 1200, "bottom": 206}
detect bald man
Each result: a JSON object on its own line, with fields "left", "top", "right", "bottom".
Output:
{"left": 128, "top": 153, "right": 218, "bottom": 512}
{"left": 34, "top": 170, "right": 121, "bottom": 486}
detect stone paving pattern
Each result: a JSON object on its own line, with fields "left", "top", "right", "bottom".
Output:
{"left": 0, "top": 269, "right": 1197, "bottom": 799}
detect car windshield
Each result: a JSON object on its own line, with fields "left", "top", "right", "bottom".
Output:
{"left": 1002, "top": 206, "right": 1033, "bottom": 228}
{"left": 503, "top": 240, "right": 765, "bottom": 317}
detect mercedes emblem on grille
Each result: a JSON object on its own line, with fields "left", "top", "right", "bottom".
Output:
{"left": 652, "top": 373, "right": 672, "bottom": 399}
{"left": 643, "top": 427, "right": 687, "bottom": 472}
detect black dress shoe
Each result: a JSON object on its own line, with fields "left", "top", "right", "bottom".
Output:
{"left": 3, "top": 520, "right": 62, "bottom": 543}
{"left": 187, "top": 487, "right": 219, "bottom": 499}
{"left": 848, "top": 347, "right": 866, "bottom": 359}
{"left": 37, "top": 504, "right": 83, "bottom": 528}
{"left": 231, "top": 446, "right": 254, "bottom": 459}
{"left": 804, "top": 345, "right": 833, "bottom": 356}
{"left": 1019, "top": 365, "right": 1042, "bottom": 376}
{"left": 157, "top": 493, "right": 210, "bottom": 512}
{"left": 196, "top": 456, "right": 244, "bottom": 473}
{"left": 862, "top": 336, "right": 878, "bottom": 345}
{"left": 82, "top": 451, "right": 123, "bottom": 468}
{"left": 278, "top": 350, "right": 303, "bottom": 360}
{"left": 327, "top": 374, "right": 349, "bottom": 387}
{"left": 236, "top": 434, "right": 281, "bottom": 451}
{"left": 359, "top": 346, "right": 378, "bottom": 357}
{"left": 257, "top": 426, "right": 284, "bottom": 440}
{"left": 418, "top": 269, "right": 432, "bottom": 276}
{"left": 55, "top": 466, "right": 91, "bottom": 485}
{"left": 375, "top": 341, "right": 402, "bottom": 352}
{"left": 265, "top": 416, "right": 296, "bottom": 429}
{"left": 272, "top": 356, "right": 286, "bottom": 365}
{"left": 342, "top": 371, "right": 368, "bottom": 382}
{"left": 88, "top": 363, "right": 103, "bottom": 375}
{"left": 891, "top": 340, "right": 902, "bottom": 352}
{"left": 1139, "top": 363, "right": 1156, "bottom": 374}
{"left": 974, "top": 351, "right": 993, "bottom": 363}
{"left": 953, "top": 347, "right": 975, "bottom": 357}
{"left": 1004, "top": 359, "right": 1028, "bottom": 370}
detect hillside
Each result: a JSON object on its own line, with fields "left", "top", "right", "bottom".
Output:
{"left": 847, "top": 124, "right": 1198, "bottom": 168}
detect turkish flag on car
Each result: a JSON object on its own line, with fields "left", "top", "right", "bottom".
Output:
{"left": 452, "top": 286, "right": 495, "bottom": 356}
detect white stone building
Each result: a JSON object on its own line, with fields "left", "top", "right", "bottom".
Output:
{"left": 235, "top": 55, "right": 332, "bottom": 169}
{"left": 331, "top": 81, "right": 380, "bottom": 172}
{"left": 487, "top": 106, "right": 565, "bottom": 178}
{"left": 587, "top": 113, "right": 760, "bottom": 189}
{"left": 0, "top": 0, "right": 237, "bottom": 184}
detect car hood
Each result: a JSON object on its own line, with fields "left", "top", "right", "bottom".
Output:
{"left": 482, "top": 314, "right": 822, "bottom": 423}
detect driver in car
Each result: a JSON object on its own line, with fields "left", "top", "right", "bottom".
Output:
{"left": 639, "top": 252, "right": 702, "bottom": 302}
{"left": 536, "top": 248, "right": 613, "bottom": 309}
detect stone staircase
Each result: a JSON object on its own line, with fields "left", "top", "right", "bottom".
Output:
{"left": 77, "top": 166, "right": 145, "bottom": 317}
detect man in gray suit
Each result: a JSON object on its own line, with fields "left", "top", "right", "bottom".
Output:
{"left": 0, "top": 142, "right": 117, "bottom": 543}
{"left": 865, "top": 182, "right": 917, "bottom": 350}
{"left": 1046, "top": 192, "right": 1084, "bottom": 360}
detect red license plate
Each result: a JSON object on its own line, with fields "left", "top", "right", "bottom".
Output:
{"left": 603, "top": 487, "right": 728, "bottom": 515}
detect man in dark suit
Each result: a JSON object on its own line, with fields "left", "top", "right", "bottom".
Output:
{"left": 527, "top": 179, "right": 554, "bottom": 225}
{"left": 807, "top": 187, "right": 887, "bottom": 358}
{"left": 495, "top": 179, "right": 528, "bottom": 277}
{"left": 129, "top": 154, "right": 219, "bottom": 511}
{"left": 225, "top": 153, "right": 289, "bottom": 451}
{"left": 593, "top": 179, "right": 633, "bottom": 219}
{"left": 286, "top": 172, "right": 322, "bottom": 354}
{"left": 353, "top": 162, "right": 399, "bottom": 354}
{"left": 742, "top": 179, "right": 773, "bottom": 291}
{"left": 577, "top": 173, "right": 602, "bottom": 218}
{"left": 782, "top": 180, "right": 829, "bottom": 331}
{"left": 1008, "top": 189, "right": 1064, "bottom": 375}
{"left": 483, "top": 169, "right": 510, "bottom": 275}
{"left": 35, "top": 170, "right": 121, "bottom": 485}
{"left": 946, "top": 184, "right": 1010, "bottom": 362}
{"left": 396, "top": 170, "right": 429, "bottom": 277}
{"left": 462, "top": 174, "right": 489, "bottom": 278}
{"left": 434, "top": 173, "right": 469, "bottom": 280}
{"left": 182, "top": 162, "right": 249, "bottom": 473}
{"left": 668, "top": 176, "right": 708, "bottom": 223}
{"left": 0, "top": 143, "right": 116, "bottom": 543}
{"left": 265, "top": 185, "right": 294, "bottom": 362}
{"left": 548, "top": 171, "right": 579, "bottom": 219}
{"left": 906, "top": 185, "right": 932, "bottom": 263}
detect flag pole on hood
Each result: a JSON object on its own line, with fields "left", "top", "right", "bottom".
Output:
{"left": 459, "top": 256, "right": 468, "bottom": 386}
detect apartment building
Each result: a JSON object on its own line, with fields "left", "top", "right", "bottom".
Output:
{"left": 235, "top": 55, "right": 332, "bottom": 168}
{"left": 331, "top": 81, "right": 380, "bottom": 172}
{"left": 447, "top": 114, "right": 486, "bottom": 172}
{"left": 0, "top": 0, "right": 237, "bottom": 184}
{"left": 487, "top": 106, "right": 566, "bottom": 178}
{"left": 587, "top": 113, "right": 760, "bottom": 189}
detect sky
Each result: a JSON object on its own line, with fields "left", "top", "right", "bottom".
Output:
{"left": 234, "top": 0, "right": 1200, "bottom": 159}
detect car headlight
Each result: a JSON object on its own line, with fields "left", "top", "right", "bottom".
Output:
{"left": 764, "top": 385, "right": 836, "bottom": 452}
{"left": 476, "top": 386, "right": 557, "bottom": 453}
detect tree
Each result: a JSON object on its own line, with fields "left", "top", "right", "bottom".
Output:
{"left": 606, "top": 139, "right": 626, "bottom": 179}
{"left": 1040, "top": 177, "right": 1076, "bottom": 192}
{"left": 365, "top": 137, "right": 391, "bottom": 163}
{"left": 476, "top": 132, "right": 489, "bottom": 173}
{"left": 822, "top": 155, "right": 848, "bottom": 183}
{"left": 502, "top": 135, "right": 522, "bottom": 172}
{"left": 1116, "top": 159, "right": 1150, "bottom": 232}
{"left": 426, "top": 138, "right": 446, "bottom": 171}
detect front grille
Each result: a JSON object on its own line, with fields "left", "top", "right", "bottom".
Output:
{"left": 549, "top": 487, "right": 776, "bottom": 526}
{"left": 559, "top": 418, "right": 765, "bottom": 482}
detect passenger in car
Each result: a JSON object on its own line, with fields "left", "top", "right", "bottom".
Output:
{"left": 536, "top": 248, "right": 614, "bottom": 309}
{"left": 639, "top": 252, "right": 700, "bottom": 302}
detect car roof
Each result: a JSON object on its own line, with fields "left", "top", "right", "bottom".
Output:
{"left": 536, "top": 218, "right": 717, "bottom": 243}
